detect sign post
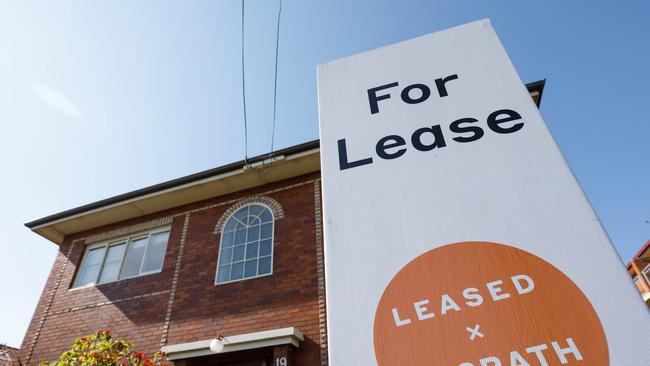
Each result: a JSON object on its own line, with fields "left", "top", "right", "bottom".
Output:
{"left": 317, "top": 19, "right": 650, "bottom": 365}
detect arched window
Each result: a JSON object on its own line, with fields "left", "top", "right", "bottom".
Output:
{"left": 216, "top": 203, "right": 274, "bottom": 284}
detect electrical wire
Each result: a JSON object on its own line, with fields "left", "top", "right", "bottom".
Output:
{"left": 241, "top": 0, "right": 249, "bottom": 165}
{"left": 269, "top": 0, "right": 282, "bottom": 160}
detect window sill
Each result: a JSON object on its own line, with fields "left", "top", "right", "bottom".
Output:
{"left": 214, "top": 271, "right": 273, "bottom": 286}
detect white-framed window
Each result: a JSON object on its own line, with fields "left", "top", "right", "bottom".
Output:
{"left": 73, "top": 227, "right": 171, "bottom": 288}
{"left": 216, "top": 204, "right": 274, "bottom": 284}
{"left": 642, "top": 265, "right": 650, "bottom": 286}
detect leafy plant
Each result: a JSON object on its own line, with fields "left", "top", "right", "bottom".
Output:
{"left": 39, "top": 330, "right": 165, "bottom": 366}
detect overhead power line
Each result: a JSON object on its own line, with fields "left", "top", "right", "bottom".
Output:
{"left": 269, "top": 0, "right": 282, "bottom": 160}
{"left": 241, "top": 0, "right": 249, "bottom": 165}
{"left": 240, "top": 0, "right": 282, "bottom": 167}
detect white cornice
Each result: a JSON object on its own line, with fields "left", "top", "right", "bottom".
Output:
{"left": 161, "top": 327, "right": 304, "bottom": 360}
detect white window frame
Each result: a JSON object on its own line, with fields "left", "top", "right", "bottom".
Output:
{"left": 215, "top": 203, "right": 275, "bottom": 285}
{"left": 641, "top": 264, "right": 650, "bottom": 287}
{"left": 72, "top": 226, "right": 171, "bottom": 289}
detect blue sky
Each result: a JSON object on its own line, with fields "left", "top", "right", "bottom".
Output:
{"left": 1, "top": 0, "right": 648, "bottom": 348}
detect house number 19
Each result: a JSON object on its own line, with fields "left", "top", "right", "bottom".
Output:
{"left": 275, "top": 357, "right": 287, "bottom": 366}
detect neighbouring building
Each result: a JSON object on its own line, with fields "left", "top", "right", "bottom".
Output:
{"left": 0, "top": 345, "right": 19, "bottom": 366}
{"left": 627, "top": 239, "right": 650, "bottom": 307}
{"left": 18, "top": 82, "right": 545, "bottom": 366}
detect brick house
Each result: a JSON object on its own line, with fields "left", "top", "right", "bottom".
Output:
{"left": 18, "top": 82, "right": 545, "bottom": 366}
{"left": 0, "top": 345, "right": 20, "bottom": 366}
{"left": 627, "top": 239, "right": 650, "bottom": 307}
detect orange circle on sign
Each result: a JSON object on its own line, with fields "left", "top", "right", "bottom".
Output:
{"left": 373, "top": 242, "right": 608, "bottom": 366}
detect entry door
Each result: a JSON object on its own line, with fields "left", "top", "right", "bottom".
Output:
{"left": 220, "top": 360, "right": 267, "bottom": 366}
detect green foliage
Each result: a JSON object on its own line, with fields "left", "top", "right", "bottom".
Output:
{"left": 39, "top": 330, "right": 166, "bottom": 366}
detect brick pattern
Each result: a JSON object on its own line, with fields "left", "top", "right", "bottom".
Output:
{"left": 32, "top": 294, "right": 168, "bottom": 364}
{"left": 0, "top": 345, "right": 19, "bottom": 366}
{"left": 19, "top": 173, "right": 326, "bottom": 366}
{"left": 178, "top": 180, "right": 313, "bottom": 220}
{"left": 313, "top": 180, "right": 328, "bottom": 366}
{"left": 21, "top": 238, "right": 79, "bottom": 365}
{"left": 85, "top": 216, "right": 173, "bottom": 244}
{"left": 213, "top": 195, "right": 285, "bottom": 234}
{"left": 160, "top": 213, "right": 190, "bottom": 347}
{"left": 273, "top": 345, "right": 292, "bottom": 365}
{"left": 48, "top": 290, "right": 170, "bottom": 316}
{"left": 165, "top": 178, "right": 322, "bottom": 366}
{"left": 22, "top": 215, "right": 187, "bottom": 364}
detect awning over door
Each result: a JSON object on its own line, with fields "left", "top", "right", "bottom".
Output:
{"left": 161, "top": 327, "right": 304, "bottom": 361}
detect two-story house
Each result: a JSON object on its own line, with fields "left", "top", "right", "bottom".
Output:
{"left": 627, "top": 239, "right": 650, "bottom": 307}
{"left": 0, "top": 345, "right": 19, "bottom": 366}
{"left": 18, "top": 82, "right": 545, "bottom": 366}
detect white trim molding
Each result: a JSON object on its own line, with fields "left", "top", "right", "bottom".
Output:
{"left": 161, "top": 327, "right": 304, "bottom": 360}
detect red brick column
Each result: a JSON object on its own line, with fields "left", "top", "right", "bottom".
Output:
{"left": 272, "top": 345, "right": 292, "bottom": 366}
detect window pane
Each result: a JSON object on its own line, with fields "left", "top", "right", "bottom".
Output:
{"left": 224, "top": 218, "right": 237, "bottom": 232}
{"left": 259, "top": 256, "right": 272, "bottom": 275}
{"left": 231, "top": 262, "right": 244, "bottom": 280}
{"left": 244, "top": 259, "right": 258, "bottom": 277}
{"left": 247, "top": 225, "right": 260, "bottom": 242}
{"left": 221, "top": 231, "right": 234, "bottom": 248}
{"left": 249, "top": 205, "right": 263, "bottom": 216}
{"left": 220, "top": 247, "right": 233, "bottom": 263}
{"left": 121, "top": 237, "right": 147, "bottom": 278}
{"left": 142, "top": 231, "right": 169, "bottom": 273}
{"left": 246, "top": 243, "right": 258, "bottom": 259}
{"left": 260, "top": 209, "right": 272, "bottom": 223}
{"left": 234, "top": 228, "right": 247, "bottom": 245}
{"left": 233, "top": 245, "right": 245, "bottom": 262}
{"left": 217, "top": 264, "right": 231, "bottom": 283}
{"left": 259, "top": 240, "right": 272, "bottom": 256}
{"left": 233, "top": 206, "right": 249, "bottom": 222}
{"left": 84, "top": 247, "right": 107, "bottom": 267}
{"left": 249, "top": 216, "right": 260, "bottom": 226}
{"left": 260, "top": 223, "right": 273, "bottom": 240}
{"left": 98, "top": 243, "right": 126, "bottom": 283}
{"left": 75, "top": 246, "right": 106, "bottom": 287}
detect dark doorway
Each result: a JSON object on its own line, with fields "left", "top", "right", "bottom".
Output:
{"left": 220, "top": 360, "right": 268, "bottom": 366}
{"left": 180, "top": 347, "right": 273, "bottom": 366}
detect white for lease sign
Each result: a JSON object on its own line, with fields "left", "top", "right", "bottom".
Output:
{"left": 317, "top": 19, "right": 650, "bottom": 366}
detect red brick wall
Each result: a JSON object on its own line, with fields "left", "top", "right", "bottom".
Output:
{"left": 19, "top": 173, "right": 327, "bottom": 366}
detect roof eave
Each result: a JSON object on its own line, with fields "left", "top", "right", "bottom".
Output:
{"left": 26, "top": 140, "right": 320, "bottom": 244}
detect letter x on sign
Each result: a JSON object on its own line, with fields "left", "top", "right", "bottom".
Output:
{"left": 466, "top": 324, "right": 484, "bottom": 341}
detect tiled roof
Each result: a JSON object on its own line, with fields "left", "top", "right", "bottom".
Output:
{"left": 0, "top": 345, "right": 19, "bottom": 366}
